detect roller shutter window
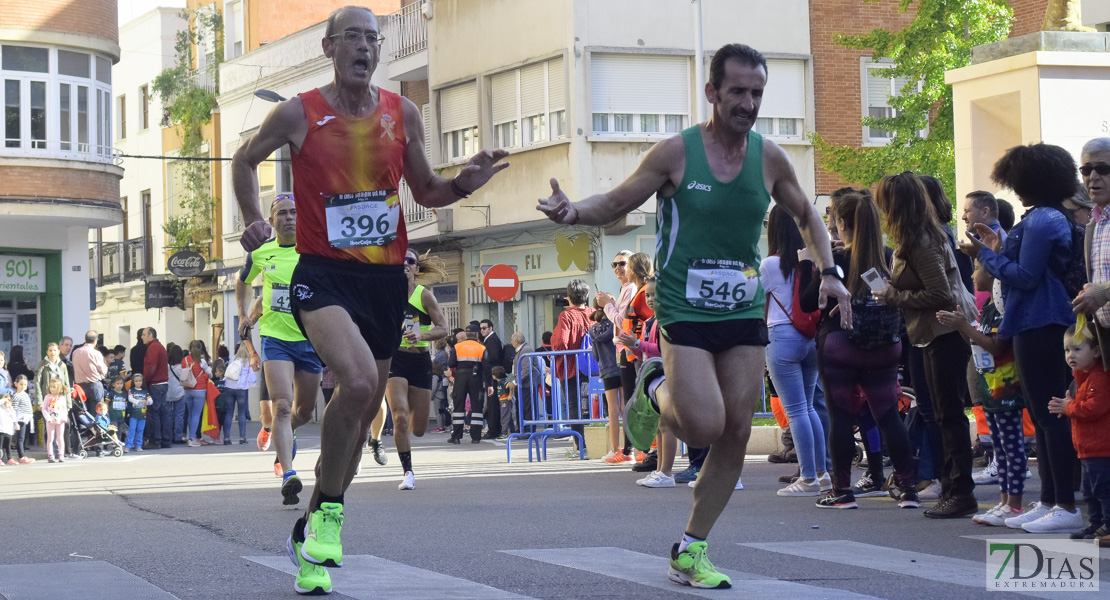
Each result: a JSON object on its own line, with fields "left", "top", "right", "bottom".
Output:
{"left": 591, "top": 54, "right": 689, "bottom": 135}
{"left": 439, "top": 81, "right": 478, "bottom": 161}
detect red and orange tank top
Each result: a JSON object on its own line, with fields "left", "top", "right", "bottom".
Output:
{"left": 292, "top": 87, "right": 408, "bottom": 264}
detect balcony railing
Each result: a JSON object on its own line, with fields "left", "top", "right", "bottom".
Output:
{"left": 384, "top": 2, "right": 427, "bottom": 62}
{"left": 399, "top": 178, "right": 433, "bottom": 225}
{"left": 89, "top": 237, "right": 150, "bottom": 287}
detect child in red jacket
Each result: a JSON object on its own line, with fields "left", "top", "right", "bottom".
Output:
{"left": 1049, "top": 322, "right": 1110, "bottom": 544}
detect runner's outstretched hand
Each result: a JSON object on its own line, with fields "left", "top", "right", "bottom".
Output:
{"left": 455, "top": 149, "right": 510, "bottom": 193}
{"left": 537, "top": 178, "right": 579, "bottom": 225}
{"left": 240, "top": 220, "right": 273, "bottom": 253}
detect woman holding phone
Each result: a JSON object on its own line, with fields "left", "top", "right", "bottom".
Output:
{"left": 802, "top": 191, "right": 918, "bottom": 509}
{"left": 874, "top": 173, "right": 976, "bottom": 519}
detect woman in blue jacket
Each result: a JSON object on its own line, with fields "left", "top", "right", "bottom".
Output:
{"left": 969, "top": 143, "right": 1081, "bottom": 534}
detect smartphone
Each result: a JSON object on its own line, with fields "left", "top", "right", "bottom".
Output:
{"left": 861, "top": 267, "right": 886, "bottom": 292}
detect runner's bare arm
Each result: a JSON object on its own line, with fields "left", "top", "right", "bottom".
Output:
{"left": 234, "top": 277, "right": 255, "bottom": 339}
{"left": 400, "top": 97, "right": 509, "bottom": 209}
{"left": 537, "top": 136, "right": 682, "bottom": 226}
{"left": 764, "top": 141, "right": 852, "bottom": 325}
{"left": 231, "top": 98, "right": 306, "bottom": 251}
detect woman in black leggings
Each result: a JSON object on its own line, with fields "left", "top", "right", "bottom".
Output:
{"left": 968, "top": 143, "right": 1081, "bottom": 533}
{"left": 876, "top": 173, "right": 976, "bottom": 519}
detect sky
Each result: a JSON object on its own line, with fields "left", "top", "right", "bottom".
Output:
{"left": 118, "top": 0, "right": 186, "bottom": 27}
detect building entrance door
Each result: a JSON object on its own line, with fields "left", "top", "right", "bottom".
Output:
{"left": 0, "top": 315, "right": 13, "bottom": 359}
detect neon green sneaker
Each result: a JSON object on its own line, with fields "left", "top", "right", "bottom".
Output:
{"left": 668, "top": 542, "right": 732, "bottom": 589}
{"left": 623, "top": 357, "right": 664, "bottom": 451}
{"left": 302, "top": 503, "right": 344, "bottom": 567}
{"left": 287, "top": 532, "right": 332, "bottom": 595}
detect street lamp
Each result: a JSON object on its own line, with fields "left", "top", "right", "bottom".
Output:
{"left": 254, "top": 89, "right": 286, "bottom": 103}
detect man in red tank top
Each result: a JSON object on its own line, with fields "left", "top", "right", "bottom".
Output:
{"left": 230, "top": 6, "right": 508, "bottom": 595}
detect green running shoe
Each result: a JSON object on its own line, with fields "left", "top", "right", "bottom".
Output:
{"left": 287, "top": 530, "right": 332, "bottom": 595}
{"left": 302, "top": 502, "right": 344, "bottom": 567}
{"left": 623, "top": 357, "right": 663, "bottom": 451}
{"left": 668, "top": 542, "right": 732, "bottom": 589}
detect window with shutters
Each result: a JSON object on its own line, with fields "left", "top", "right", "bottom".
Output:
{"left": 488, "top": 56, "right": 567, "bottom": 151}
{"left": 438, "top": 81, "right": 478, "bottom": 162}
{"left": 591, "top": 54, "right": 689, "bottom": 137}
{"left": 753, "top": 58, "right": 805, "bottom": 141}
{"left": 861, "top": 59, "right": 919, "bottom": 145}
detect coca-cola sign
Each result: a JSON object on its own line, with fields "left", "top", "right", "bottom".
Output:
{"left": 167, "top": 251, "right": 206, "bottom": 277}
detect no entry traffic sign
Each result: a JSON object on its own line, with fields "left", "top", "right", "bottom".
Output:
{"left": 483, "top": 264, "right": 519, "bottom": 303}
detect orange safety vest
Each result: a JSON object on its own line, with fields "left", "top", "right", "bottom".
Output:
{"left": 454, "top": 340, "right": 485, "bottom": 368}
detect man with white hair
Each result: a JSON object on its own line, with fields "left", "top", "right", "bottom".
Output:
{"left": 1073, "top": 137, "right": 1110, "bottom": 366}
{"left": 72, "top": 330, "right": 108, "bottom": 413}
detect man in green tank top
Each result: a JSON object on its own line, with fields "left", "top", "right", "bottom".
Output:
{"left": 236, "top": 195, "right": 323, "bottom": 508}
{"left": 538, "top": 43, "right": 852, "bottom": 590}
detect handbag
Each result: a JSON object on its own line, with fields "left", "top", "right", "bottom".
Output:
{"left": 847, "top": 297, "right": 903, "bottom": 349}
{"left": 768, "top": 265, "right": 821, "bottom": 339}
{"left": 224, "top": 358, "right": 243, "bottom": 382}
{"left": 177, "top": 360, "right": 198, "bottom": 388}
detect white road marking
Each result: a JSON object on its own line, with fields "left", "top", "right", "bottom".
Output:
{"left": 245, "top": 554, "right": 534, "bottom": 599}
{"left": 741, "top": 540, "right": 1065, "bottom": 599}
{"left": 502, "top": 546, "right": 880, "bottom": 598}
{"left": 0, "top": 561, "right": 178, "bottom": 600}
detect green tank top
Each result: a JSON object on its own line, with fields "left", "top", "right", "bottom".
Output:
{"left": 655, "top": 126, "right": 772, "bottom": 326}
{"left": 400, "top": 284, "right": 432, "bottom": 349}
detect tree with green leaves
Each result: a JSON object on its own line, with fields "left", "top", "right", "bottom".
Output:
{"left": 152, "top": 8, "right": 223, "bottom": 258}
{"left": 811, "top": 0, "right": 1012, "bottom": 203}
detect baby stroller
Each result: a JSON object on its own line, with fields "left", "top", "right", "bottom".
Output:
{"left": 71, "top": 399, "right": 125, "bottom": 458}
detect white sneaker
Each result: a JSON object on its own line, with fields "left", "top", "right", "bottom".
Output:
{"left": 971, "top": 502, "right": 1003, "bottom": 524}
{"left": 1004, "top": 502, "right": 1050, "bottom": 529}
{"left": 816, "top": 472, "right": 832, "bottom": 492}
{"left": 686, "top": 476, "right": 744, "bottom": 489}
{"left": 972, "top": 459, "right": 999, "bottom": 485}
{"left": 917, "top": 480, "right": 942, "bottom": 501}
{"left": 1021, "top": 506, "right": 1085, "bottom": 534}
{"left": 638, "top": 471, "right": 676, "bottom": 488}
{"left": 974, "top": 504, "right": 1020, "bottom": 527}
{"left": 398, "top": 471, "right": 415, "bottom": 491}
{"left": 777, "top": 477, "right": 822, "bottom": 497}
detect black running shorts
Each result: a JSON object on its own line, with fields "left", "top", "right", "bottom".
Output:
{"left": 388, "top": 350, "right": 433, "bottom": 389}
{"left": 290, "top": 255, "right": 407, "bottom": 360}
{"left": 660, "top": 318, "right": 769, "bottom": 354}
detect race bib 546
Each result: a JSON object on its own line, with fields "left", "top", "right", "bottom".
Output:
{"left": 685, "top": 258, "right": 759, "bottom": 311}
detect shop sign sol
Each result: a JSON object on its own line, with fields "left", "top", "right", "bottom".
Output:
{"left": 167, "top": 251, "right": 206, "bottom": 277}
{"left": 0, "top": 255, "right": 46, "bottom": 293}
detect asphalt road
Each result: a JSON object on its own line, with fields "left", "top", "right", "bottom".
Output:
{"left": 2, "top": 423, "right": 1107, "bottom": 599}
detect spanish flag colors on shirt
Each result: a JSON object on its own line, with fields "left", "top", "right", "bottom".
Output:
{"left": 292, "top": 87, "right": 409, "bottom": 265}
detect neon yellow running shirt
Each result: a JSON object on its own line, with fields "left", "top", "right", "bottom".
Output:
{"left": 240, "top": 239, "right": 306, "bottom": 342}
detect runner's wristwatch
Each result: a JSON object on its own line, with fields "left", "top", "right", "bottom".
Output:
{"left": 821, "top": 266, "right": 845, "bottom": 280}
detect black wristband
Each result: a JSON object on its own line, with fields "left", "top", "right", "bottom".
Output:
{"left": 450, "top": 176, "right": 471, "bottom": 199}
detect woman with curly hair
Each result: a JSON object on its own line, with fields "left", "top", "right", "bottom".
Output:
{"left": 967, "top": 143, "right": 1081, "bottom": 534}
{"left": 875, "top": 172, "right": 976, "bottom": 519}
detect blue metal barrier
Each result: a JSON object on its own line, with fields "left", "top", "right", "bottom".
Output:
{"left": 506, "top": 348, "right": 609, "bottom": 462}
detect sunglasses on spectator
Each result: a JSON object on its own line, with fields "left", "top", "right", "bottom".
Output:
{"left": 611, "top": 261, "right": 627, "bottom": 268}
{"left": 404, "top": 257, "right": 418, "bottom": 266}
{"left": 1081, "top": 164, "right": 1110, "bottom": 177}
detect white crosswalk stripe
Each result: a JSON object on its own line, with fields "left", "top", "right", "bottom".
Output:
{"left": 244, "top": 554, "right": 535, "bottom": 599}
{"left": 740, "top": 540, "right": 1064, "bottom": 599}
{"left": 0, "top": 561, "right": 178, "bottom": 600}
{"left": 502, "top": 546, "right": 882, "bottom": 598}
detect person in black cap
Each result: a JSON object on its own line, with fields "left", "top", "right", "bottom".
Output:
{"left": 447, "top": 325, "right": 489, "bottom": 443}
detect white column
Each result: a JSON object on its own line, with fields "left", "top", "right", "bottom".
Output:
{"left": 62, "top": 226, "right": 92, "bottom": 339}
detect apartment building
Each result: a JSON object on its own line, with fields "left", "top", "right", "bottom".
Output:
{"left": 0, "top": 0, "right": 122, "bottom": 360}
{"left": 90, "top": 8, "right": 190, "bottom": 350}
